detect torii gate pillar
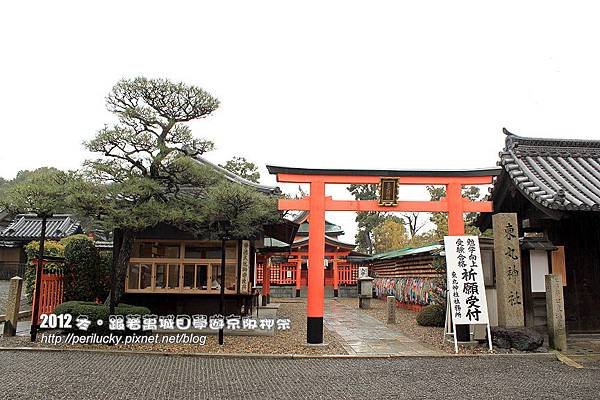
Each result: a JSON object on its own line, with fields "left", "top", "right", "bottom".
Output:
{"left": 307, "top": 179, "right": 326, "bottom": 342}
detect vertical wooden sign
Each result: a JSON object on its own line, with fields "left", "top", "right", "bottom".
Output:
{"left": 239, "top": 240, "right": 251, "bottom": 294}
{"left": 492, "top": 213, "right": 525, "bottom": 327}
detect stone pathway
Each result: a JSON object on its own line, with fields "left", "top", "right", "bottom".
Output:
{"left": 566, "top": 334, "right": 600, "bottom": 369}
{"left": 324, "top": 299, "right": 441, "bottom": 356}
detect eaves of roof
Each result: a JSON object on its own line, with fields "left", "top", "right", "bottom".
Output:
{"left": 491, "top": 128, "right": 600, "bottom": 214}
{"left": 0, "top": 214, "right": 82, "bottom": 240}
{"left": 365, "top": 244, "right": 443, "bottom": 261}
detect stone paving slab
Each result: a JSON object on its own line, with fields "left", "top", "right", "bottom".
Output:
{"left": 324, "top": 299, "right": 441, "bottom": 356}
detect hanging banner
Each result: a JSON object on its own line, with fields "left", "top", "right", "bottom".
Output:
{"left": 444, "top": 236, "right": 489, "bottom": 325}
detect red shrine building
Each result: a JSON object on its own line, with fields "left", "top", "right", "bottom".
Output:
{"left": 257, "top": 211, "right": 364, "bottom": 299}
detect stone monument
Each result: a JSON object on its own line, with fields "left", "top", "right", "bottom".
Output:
{"left": 492, "top": 213, "right": 525, "bottom": 327}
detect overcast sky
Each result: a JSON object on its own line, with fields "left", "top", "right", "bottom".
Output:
{"left": 1, "top": 1, "right": 599, "bottom": 241}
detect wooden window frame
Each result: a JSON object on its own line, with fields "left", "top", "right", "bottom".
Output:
{"left": 125, "top": 239, "right": 239, "bottom": 295}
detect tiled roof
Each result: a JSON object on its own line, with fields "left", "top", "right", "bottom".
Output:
{"left": 291, "top": 211, "right": 344, "bottom": 236}
{"left": 194, "top": 155, "right": 280, "bottom": 195}
{"left": 364, "top": 244, "right": 443, "bottom": 262}
{"left": 0, "top": 214, "right": 82, "bottom": 240}
{"left": 262, "top": 235, "right": 355, "bottom": 250}
{"left": 292, "top": 235, "right": 355, "bottom": 249}
{"left": 495, "top": 129, "right": 600, "bottom": 212}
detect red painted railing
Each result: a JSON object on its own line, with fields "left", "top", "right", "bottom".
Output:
{"left": 337, "top": 264, "right": 358, "bottom": 285}
{"left": 257, "top": 262, "right": 359, "bottom": 286}
{"left": 33, "top": 269, "right": 64, "bottom": 323}
{"left": 257, "top": 263, "right": 297, "bottom": 285}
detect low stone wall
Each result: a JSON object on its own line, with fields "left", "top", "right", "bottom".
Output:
{"left": 267, "top": 286, "right": 296, "bottom": 298}
{"left": 338, "top": 286, "right": 358, "bottom": 298}
{"left": 258, "top": 286, "right": 358, "bottom": 298}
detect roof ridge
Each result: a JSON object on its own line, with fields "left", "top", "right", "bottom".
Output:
{"left": 504, "top": 127, "right": 600, "bottom": 150}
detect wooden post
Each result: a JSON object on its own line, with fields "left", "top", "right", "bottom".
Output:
{"left": 30, "top": 215, "right": 47, "bottom": 342}
{"left": 295, "top": 259, "right": 302, "bottom": 297}
{"left": 307, "top": 179, "right": 326, "bottom": 344}
{"left": 333, "top": 259, "right": 339, "bottom": 297}
{"left": 262, "top": 257, "right": 271, "bottom": 306}
{"left": 2, "top": 276, "right": 23, "bottom": 337}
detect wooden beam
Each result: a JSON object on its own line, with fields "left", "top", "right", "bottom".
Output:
{"left": 276, "top": 174, "right": 495, "bottom": 185}
{"left": 279, "top": 196, "right": 493, "bottom": 213}
{"left": 324, "top": 199, "right": 449, "bottom": 212}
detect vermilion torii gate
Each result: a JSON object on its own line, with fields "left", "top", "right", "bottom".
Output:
{"left": 267, "top": 165, "right": 501, "bottom": 344}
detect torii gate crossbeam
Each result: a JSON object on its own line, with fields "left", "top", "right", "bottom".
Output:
{"left": 267, "top": 166, "right": 501, "bottom": 344}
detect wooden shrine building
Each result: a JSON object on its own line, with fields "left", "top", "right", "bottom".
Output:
{"left": 479, "top": 129, "right": 600, "bottom": 333}
{"left": 121, "top": 156, "right": 297, "bottom": 316}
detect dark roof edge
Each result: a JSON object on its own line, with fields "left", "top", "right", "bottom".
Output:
{"left": 503, "top": 127, "right": 600, "bottom": 149}
{"left": 267, "top": 165, "right": 502, "bottom": 177}
{"left": 293, "top": 235, "right": 356, "bottom": 248}
{"left": 194, "top": 155, "right": 281, "bottom": 194}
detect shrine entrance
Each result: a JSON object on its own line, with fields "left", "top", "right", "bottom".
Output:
{"left": 267, "top": 165, "right": 500, "bottom": 344}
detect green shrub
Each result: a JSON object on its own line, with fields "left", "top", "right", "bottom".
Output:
{"left": 54, "top": 301, "right": 152, "bottom": 334}
{"left": 60, "top": 234, "right": 93, "bottom": 248}
{"left": 416, "top": 304, "right": 446, "bottom": 327}
{"left": 64, "top": 237, "right": 107, "bottom": 302}
{"left": 24, "top": 235, "right": 111, "bottom": 304}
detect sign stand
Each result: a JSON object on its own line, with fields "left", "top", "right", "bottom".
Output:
{"left": 443, "top": 303, "right": 493, "bottom": 353}
{"left": 443, "top": 236, "right": 495, "bottom": 354}
{"left": 442, "top": 291, "right": 459, "bottom": 354}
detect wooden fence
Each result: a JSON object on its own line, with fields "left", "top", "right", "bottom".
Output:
{"left": 32, "top": 268, "right": 64, "bottom": 323}
{"left": 0, "top": 262, "right": 27, "bottom": 280}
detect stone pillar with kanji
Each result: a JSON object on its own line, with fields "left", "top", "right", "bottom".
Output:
{"left": 545, "top": 274, "right": 567, "bottom": 351}
{"left": 492, "top": 213, "right": 525, "bottom": 327}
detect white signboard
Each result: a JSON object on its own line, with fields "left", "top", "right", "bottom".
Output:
{"left": 358, "top": 266, "right": 369, "bottom": 279}
{"left": 444, "top": 236, "right": 489, "bottom": 325}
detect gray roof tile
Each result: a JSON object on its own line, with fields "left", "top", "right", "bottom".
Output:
{"left": 495, "top": 129, "right": 600, "bottom": 211}
{"left": 0, "top": 214, "right": 82, "bottom": 240}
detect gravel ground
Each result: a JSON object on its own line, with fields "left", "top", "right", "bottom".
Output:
{"left": 0, "top": 300, "right": 347, "bottom": 355}
{"left": 334, "top": 297, "right": 544, "bottom": 355}
{"left": 0, "top": 350, "right": 598, "bottom": 399}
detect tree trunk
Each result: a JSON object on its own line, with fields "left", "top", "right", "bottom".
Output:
{"left": 105, "top": 229, "right": 134, "bottom": 306}
{"left": 114, "top": 230, "right": 134, "bottom": 304}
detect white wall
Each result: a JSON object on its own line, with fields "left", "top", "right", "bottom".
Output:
{"left": 530, "top": 250, "right": 549, "bottom": 292}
